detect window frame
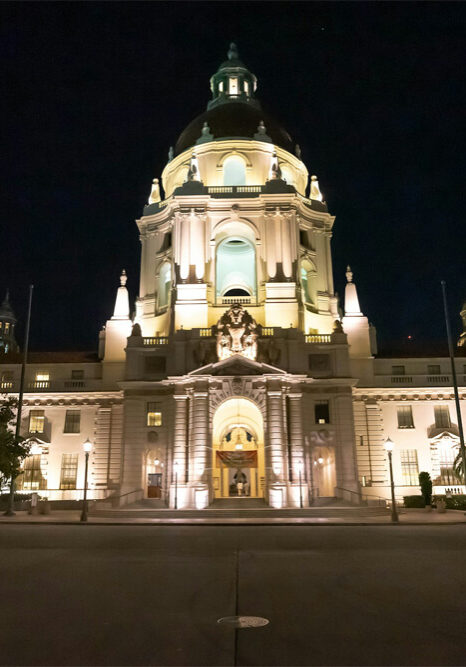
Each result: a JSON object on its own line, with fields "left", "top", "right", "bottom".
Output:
{"left": 63, "top": 410, "right": 81, "bottom": 434}
{"left": 29, "top": 410, "right": 45, "bottom": 434}
{"left": 146, "top": 402, "right": 162, "bottom": 427}
{"left": 397, "top": 405, "right": 414, "bottom": 429}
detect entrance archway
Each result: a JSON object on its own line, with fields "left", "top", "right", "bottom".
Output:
{"left": 212, "top": 397, "right": 265, "bottom": 499}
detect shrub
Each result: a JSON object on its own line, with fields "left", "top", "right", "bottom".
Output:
{"left": 404, "top": 495, "right": 426, "bottom": 508}
{"left": 419, "top": 472, "right": 432, "bottom": 506}
{"left": 432, "top": 495, "right": 466, "bottom": 511}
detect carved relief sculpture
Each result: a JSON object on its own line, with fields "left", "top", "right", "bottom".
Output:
{"left": 215, "top": 303, "right": 258, "bottom": 361}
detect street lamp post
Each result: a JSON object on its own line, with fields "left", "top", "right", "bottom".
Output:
{"left": 80, "top": 438, "right": 93, "bottom": 523}
{"left": 173, "top": 460, "right": 179, "bottom": 510}
{"left": 298, "top": 460, "right": 304, "bottom": 508}
{"left": 384, "top": 437, "right": 399, "bottom": 523}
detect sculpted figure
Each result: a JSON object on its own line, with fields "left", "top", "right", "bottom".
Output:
{"left": 215, "top": 303, "right": 258, "bottom": 361}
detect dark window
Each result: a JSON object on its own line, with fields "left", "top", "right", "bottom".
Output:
{"left": 299, "top": 230, "right": 307, "bottom": 247}
{"left": 397, "top": 405, "right": 414, "bottom": 429}
{"left": 315, "top": 401, "right": 330, "bottom": 424}
{"left": 392, "top": 365, "right": 405, "bottom": 375}
{"left": 309, "top": 354, "right": 330, "bottom": 372}
{"left": 64, "top": 410, "right": 81, "bottom": 434}
{"left": 145, "top": 356, "right": 166, "bottom": 375}
{"left": 428, "top": 365, "right": 441, "bottom": 375}
{"left": 71, "top": 369, "right": 84, "bottom": 380}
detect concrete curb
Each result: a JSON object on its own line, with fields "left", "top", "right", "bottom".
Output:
{"left": 1, "top": 519, "right": 465, "bottom": 527}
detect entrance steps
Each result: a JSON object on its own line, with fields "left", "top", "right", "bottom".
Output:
{"left": 89, "top": 502, "right": 389, "bottom": 520}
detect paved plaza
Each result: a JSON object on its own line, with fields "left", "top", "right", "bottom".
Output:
{"left": 1, "top": 524, "right": 465, "bottom": 666}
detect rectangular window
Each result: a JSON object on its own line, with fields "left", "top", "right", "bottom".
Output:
{"left": 60, "top": 453, "right": 79, "bottom": 490}
{"left": 145, "top": 356, "right": 166, "bottom": 374}
{"left": 428, "top": 365, "right": 441, "bottom": 375}
{"left": 434, "top": 405, "right": 451, "bottom": 429}
{"left": 315, "top": 401, "right": 330, "bottom": 424}
{"left": 19, "top": 455, "right": 47, "bottom": 490}
{"left": 147, "top": 403, "right": 162, "bottom": 427}
{"left": 71, "top": 369, "right": 84, "bottom": 380}
{"left": 29, "top": 410, "right": 45, "bottom": 434}
{"left": 397, "top": 405, "right": 414, "bottom": 429}
{"left": 244, "top": 80, "right": 250, "bottom": 95}
{"left": 392, "top": 365, "right": 405, "bottom": 376}
{"left": 400, "top": 450, "right": 419, "bottom": 485}
{"left": 64, "top": 410, "right": 81, "bottom": 434}
{"left": 309, "top": 354, "right": 330, "bottom": 372}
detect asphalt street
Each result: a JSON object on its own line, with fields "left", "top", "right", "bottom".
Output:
{"left": 1, "top": 525, "right": 465, "bottom": 666}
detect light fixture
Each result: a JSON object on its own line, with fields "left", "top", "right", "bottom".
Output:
{"left": 83, "top": 438, "right": 93, "bottom": 453}
{"left": 318, "top": 456, "right": 324, "bottom": 465}
{"left": 384, "top": 437, "right": 394, "bottom": 452}
{"left": 154, "top": 458, "right": 160, "bottom": 466}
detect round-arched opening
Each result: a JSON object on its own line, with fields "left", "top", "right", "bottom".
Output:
{"left": 212, "top": 397, "right": 265, "bottom": 499}
{"left": 222, "top": 155, "right": 247, "bottom": 186}
{"left": 300, "top": 260, "right": 316, "bottom": 307}
{"left": 216, "top": 237, "right": 256, "bottom": 298}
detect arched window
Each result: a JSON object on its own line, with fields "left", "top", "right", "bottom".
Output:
{"left": 223, "top": 156, "right": 246, "bottom": 186}
{"left": 158, "top": 262, "right": 171, "bottom": 309}
{"left": 216, "top": 237, "right": 256, "bottom": 298}
{"left": 300, "top": 260, "right": 316, "bottom": 307}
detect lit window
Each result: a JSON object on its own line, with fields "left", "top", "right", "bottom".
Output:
{"left": 35, "top": 373, "right": 49, "bottom": 382}
{"left": 29, "top": 410, "right": 45, "bottom": 434}
{"left": 428, "top": 365, "right": 441, "bottom": 375}
{"left": 60, "top": 453, "right": 79, "bottom": 490}
{"left": 4, "top": 323, "right": 10, "bottom": 334}
{"left": 244, "top": 80, "right": 249, "bottom": 95}
{"left": 434, "top": 405, "right": 451, "bottom": 429}
{"left": 158, "top": 262, "right": 171, "bottom": 309}
{"left": 18, "top": 454, "right": 47, "bottom": 490}
{"left": 392, "top": 365, "right": 405, "bottom": 376}
{"left": 397, "top": 405, "right": 414, "bottom": 429}
{"left": 64, "top": 410, "right": 81, "bottom": 434}
{"left": 147, "top": 403, "right": 162, "bottom": 427}
{"left": 229, "top": 77, "right": 238, "bottom": 94}
{"left": 218, "top": 81, "right": 224, "bottom": 92}
{"left": 315, "top": 401, "right": 330, "bottom": 424}
{"left": 223, "top": 156, "right": 246, "bottom": 186}
{"left": 400, "top": 450, "right": 419, "bottom": 485}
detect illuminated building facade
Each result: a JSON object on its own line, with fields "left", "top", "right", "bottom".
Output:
{"left": 1, "top": 46, "right": 465, "bottom": 508}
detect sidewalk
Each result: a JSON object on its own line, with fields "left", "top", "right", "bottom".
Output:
{"left": 0, "top": 508, "right": 465, "bottom": 526}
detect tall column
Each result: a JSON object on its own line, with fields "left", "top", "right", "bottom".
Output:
{"left": 187, "top": 387, "right": 210, "bottom": 510}
{"left": 170, "top": 394, "right": 189, "bottom": 508}
{"left": 266, "top": 387, "right": 287, "bottom": 507}
{"left": 287, "top": 392, "right": 308, "bottom": 507}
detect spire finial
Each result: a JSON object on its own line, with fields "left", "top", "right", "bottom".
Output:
{"left": 120, "top": 269, "right": 127, "bottom": 287}
{"left": 228, "top": 43, "right": 238, "bottom": 60}
{"left": 346, "top": 266, "right": 353, "bottom": 283}
{"left": 148, "top": 178, "right": 161, "bottom": 205}
{"left": 310, "top": 175, "right": 323, "bottom": 202}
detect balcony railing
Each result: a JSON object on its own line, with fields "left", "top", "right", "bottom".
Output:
{"left": 305, "top": 334, "right": 332, "bottom": 344}
{"left": 200, "top": 328, "right": 212, "bottom": 337}
{"left": 426, "top": 375, "right": 450, "bottom": 383}
{"left": 0, "top": 381, "right": 14, "bottom": 391}
{"left": 142, "top": 337, "right": 169, "bottom": 346}
{"left": 28, "top": 381, "right": 50, "bottom": 390}
{"left": 221, "top": 296, "right": 253, "bottom": 305}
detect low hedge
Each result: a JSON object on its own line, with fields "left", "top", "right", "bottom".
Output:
{"left": 432, "top": 495, "right": 466, "bottom": 511}
{"left": 404, "top": 495, "right": 426, "bottom": 508}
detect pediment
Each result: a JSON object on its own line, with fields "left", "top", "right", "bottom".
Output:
{"left": 189, "top": 354, "right": 286, "bottom": 376}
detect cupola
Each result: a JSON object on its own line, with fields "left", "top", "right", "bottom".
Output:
{"left": 208, "top": 43, "right": 259, "bottom": 110}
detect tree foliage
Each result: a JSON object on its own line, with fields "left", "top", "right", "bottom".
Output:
{"left": 0, "top": 395, "right": 30, "bottom": 486}
{"left": 419, "top": 471, "right": 432, "bottom": 506}
{"left": 454, "top": 450, "right": 465, "bottom": 483}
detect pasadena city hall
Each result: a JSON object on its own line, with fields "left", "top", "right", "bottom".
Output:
{"left": 1, "top": 45, "right": 465, "bottom": 511}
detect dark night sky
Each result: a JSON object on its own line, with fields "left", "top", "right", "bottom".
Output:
{"left": 1, "top": 1, "right": 465, "bottom": 352}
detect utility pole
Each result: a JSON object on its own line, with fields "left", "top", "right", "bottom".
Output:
{"left": 441, "top": 281, "right": 466, "bottom": 486}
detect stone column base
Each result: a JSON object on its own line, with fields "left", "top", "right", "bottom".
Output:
{"left": 169, "top": 483, "right": 210, "bottom": 509}
{"left": 286, "top": 483, "right": 309, "bottom": 508}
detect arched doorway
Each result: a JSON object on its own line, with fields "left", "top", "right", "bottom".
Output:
{"left": 212, "top": 397, "right": 265, "bottom": 499}
{"left": 144, "top": 449, "right": 164, "bottom": 498}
